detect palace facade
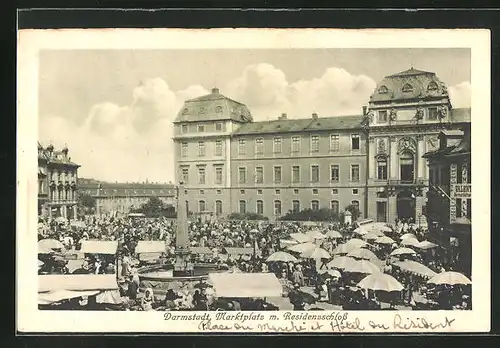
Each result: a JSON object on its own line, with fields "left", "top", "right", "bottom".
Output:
{"left": 38, "top": 142, "right": 80, "bottom": 219}
{"left": 173, "top": 68, "right": 471, "bottom": 224}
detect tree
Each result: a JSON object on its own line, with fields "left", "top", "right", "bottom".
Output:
{"left": 344, "top": 204, "right": 361, "bottom": 221}
{"left": 139, "top": 196, "right": 165, "bottom": 217}
{"left": 77, "top": 193, "right": 96, "bottom": 215}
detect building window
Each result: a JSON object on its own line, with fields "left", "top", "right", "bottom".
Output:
{"left": 332, "top": 189, "right": 338, "bottom": 195}
{"left": 466, "top": 199, "right": 471, "bottom": 220}
{"left": 379, "top": 110, "right": 388, "bottom": 122}
{"left": 255, "top": 166, "right": 264, "bottom": 184}
{"left": 402, "top": 83, "right": 413, "bottom": 93}
{"left": 311, "top": 165, "right": 320, "bottom": 182}
{"left": 311, "top": 135, "right": 320, "bottom": 152}
{"left": 256, "top": 200, "right": 264, "bottom": 215}
{"left": 215, "top": 122, "right": 223, "bottom": 131}
{"left": 197, "top": 124, "right": 205, "bottom": 132}
{"left": 292, "top": 166, "right": 300, "bottom": 183}
{"left": 275, "top": 189, "right": 281, "bottom": 195}
{"left": 273, "top": 137, "right": 282, "bottom": 153}
{"left": 428, "top": 81, "right": 438, "bottom": 91}
{"left": 293, "top": 189, "right": 299, "bottom": 195}
{"left": 184, "top": 190, "right": 188, "bottom": 195}
{"left": 292, "top": 136, "right": 301, "bottom": 153}
{"left": 352, "top": 189, "right": 359, "bottom": 195}
{"left": 311, "top": 200, "right": 319, "bottom": 211}
{"left": 199, "top": 189, "right": 205, "bottom": 194}
{"left": 181, "top": 142, "right": 188, "bottom": 157}
{"left": 377, "top": 158, "right": 388, "bottom": 180}
{"left": 198, "top": 167, "right": 206, "bottom": 184}
{"left": 238, "top": 167, "right": 247, "bottom": 184}
{"left": 239, "top": 200, "right": 246, "bottom": 214}
{"left": 181, "top": 167, "right": 189, "bottom": 184}
{"left": 215, "top": 200, "right": 223, "bottom": 215}
{"left": 240, "top": 189, "right": 245, "bottom": 194}
{"left": 216, "top": 189, "right": 222, "bottom": 194}
{"left": 330, "top": 134, "right": 339, "bottom": 152}
{"left": 330, "top": 164, "right": 339, "bottom": 182}
{"left": 330, "top": 200, "right": 339, "bottom": 214}
{"left": 292, "top": 200, "right": 300, "bottom": 213}
{"left": 274, "top": 200, "right": 282, "bottom": 216}
{"left": 351, "top": 200, "right": 360, "bottom": 211}
{"left": 400, "top": 152, "right": 414, "bottom": 183}
{"left": 351, "top": 164, "right": 360, "bottom": 182}
{"left": 257, "top": 189, "right": 263, "bottom": 195}
{"left": 238, "top": 139, "right": 246, "bottom": 155}
{"left": 351, "top": 134, "right": 360, "bottom": 150}
{"left": 312, "top": 189, "right": 318, "bottom": 195}
{"left": 215, "top": 140, "right": 223, "bottom": 156}
{"left": 456, "top": 198, "right": 462, "bottom": 218}
{"left": 378, "top": 85, "right": 388, "bottom": 94}
{"left": 198, "top": 141, "right": 206, "bottom": 157}
{"left": 181, "top": 124, "right": 188, "bottom": 133}
{"left": 255, "top": 138, "right": 264, "bottom": 155}
{"left": 274, "top": 166, "right": 282, "bottom": 183}
{"left": 428, "top": 107, "right": 438, "bottom": 121}
{"left": 215, "top": 166, "right": 223, "bottom": 185}
{"left": 199, "top": 200, "right": 206, "bottom": 212}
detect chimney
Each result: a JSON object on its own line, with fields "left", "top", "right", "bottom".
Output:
{"left": 212, "top": 87, "right": 220, "bottom": 94}
{"left": 312, "top": 112, "right": 318, "bottom": 120}
{"left": 362, "top": 106, "right": 367, "bottom": 115}
{"left": 279, "top": 113, "right": 287, "bottom": 120}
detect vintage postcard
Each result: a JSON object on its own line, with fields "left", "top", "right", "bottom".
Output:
{"left": 17, "top": 28, "right": 490, "bottom": 333}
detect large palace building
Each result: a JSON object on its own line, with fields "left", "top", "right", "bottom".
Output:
{"left": 173, "top": 68, "right": 471, "bottom": 224}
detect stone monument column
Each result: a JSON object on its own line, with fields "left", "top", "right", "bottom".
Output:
{"left": 173, "top": 183, "right": 191, "bottom": 276}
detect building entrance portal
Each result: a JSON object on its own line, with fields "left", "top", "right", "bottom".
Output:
{"left": 397, "top": 190, "right": 416, "bottom": 221}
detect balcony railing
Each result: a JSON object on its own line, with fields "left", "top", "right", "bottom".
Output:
{"left": 388, "top": 179, "right": 428, "bottom": 186}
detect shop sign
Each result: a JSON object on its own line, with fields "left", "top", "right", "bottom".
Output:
{"left": 452, "top": 184, "right": 471, "bottom": 198}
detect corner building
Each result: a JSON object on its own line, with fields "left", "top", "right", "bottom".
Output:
{"left": 173, "top": 69, "right": 471, "bottom": 224}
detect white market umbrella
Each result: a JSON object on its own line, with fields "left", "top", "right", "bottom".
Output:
{"left": 250, "top": 228, "right": 259, "bottom": 234}
{"left": 361, "top": 232, "right": 380, "bottom": 241}
{"left": 394, "top": 260, "right": 437, "bottom": 279}
{"left": 375, "top": 236, "right": 395, "bottom": 245}
{"left": 301, "top": 247, "right": 331, "bottom": 259}
{"left": 332, "top": 243, "right": 357, "bottom": 255}
{"left": 345, "top": 238, "right": 368, "bottom": 249}
{"left": 373, "top": 225, "right": 392, "bottom": 233}
{"left": 266, "top": 251, "right": 298, "bottom": 263}
{"left": 325, "top": 230, "right": 343, "bottom": 239}
{"left": 347, "top": 248, "right": 379, "bottom": 261}
{"left": 327, "top": 256, "right": 358, "bottom": 270}
{"left": 400, "top": 233, "right": 417, "bottom": 240}
{"left": 358, "top": 273, "right": 404, "bottom": 292}
{"left": 280, "top": 239, "right": 298, "bottom": 247}
{"left": 415, "top": 240, "right": 439, "bottom": 250}
{"left": 318, "top": 269, "right": 341, "bottom": 278}
{"left": 353, "top": 227, "right": 368, "bottom": 235}
{"left": 38, "top": 239, "right": 65, "bottom": 254}
{"left": 306, "top": 229, "right": 326, "bottom": 240}
{"left": 287, "top": 242, "right": 315, "bottom": 254}
{"left": 344, "top": 260, "right": 381, "bottom": 274}
{"left": 289, "top": 233, "right": 311, "bottom": 243}
{"left": 428, "top": 271, "right": 472, "bottom": 286}
{"left": 390, "top": 247, "right": 417, "bottom": 257}
{"left": 401, "top": 237, "right": 420, "bottom": 247}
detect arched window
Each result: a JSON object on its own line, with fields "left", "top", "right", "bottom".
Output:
{"left": 427, "top": 81, "right": 438, "bottom": 91}
{"left": 378, "top": 85, "right": 388, "bottom": 94}
{"left": 239, "top": 200, "right": 246, "bottom": 214}
{"left": 274, "top": 200, "right": 282, "bottom": 216}
{"left": 215, "top": 200, "right": 223, "bottom": 215}
{"left": 377, "top": 156, "right": 388, "bottom": 180}
{"left": 292, "top": 200, "right": 300, "bottom": 213}
{"left": 256, "top": 200, "right": 264, "bottom": 215}
{"left": 198, "top": 200, "right": 206, "bottom": 212}
{"left": 351, "top": 200, "right": 360, "bottom": 211}
{"left": 330, "top": 200, "right": 339, "bottom": 215}
{"left": 400, "top": 152, "right": 415, "bottom": 183}
{"left": 311, "top": 200, "right": 320, "bottom": 211}
{"left": 402, "top": 83, "right": 413, "bottom": 93}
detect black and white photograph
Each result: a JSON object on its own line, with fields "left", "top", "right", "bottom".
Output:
{"left": 17, "top": 28, "right": 490, "bottom": 333}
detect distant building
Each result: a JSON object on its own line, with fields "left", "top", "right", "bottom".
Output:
{"left": 38, "top": 142, "right": 80, "bottom": 219}
{"left": 424, "top": 125, "right": 471, "bottom": 276}
{"left": 78, "top": 180, "right": 176, "bottom": 217}
{"left": 173, "top": 68, "right": 471, "bottom": 224}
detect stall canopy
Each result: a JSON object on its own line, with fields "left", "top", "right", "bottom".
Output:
{"left": 223, "top": 247, "right": 254, "bottom": 255}
{"left": 190, "top": 247, "right": 213, "bottom": 254}
{"left": 135, "top": 241, "right": 166, "bottom": 254}
{"left": 38, "top": 275, "right": 119, "bottom": 305}
{"left": 209, "top": 273, "right": 282, "bottom": 298}
{"left": 394, "top": 260, "right": 437, "bottom": 279}
{"left": 80, "top": 241, "right": 118, "bottom": 255}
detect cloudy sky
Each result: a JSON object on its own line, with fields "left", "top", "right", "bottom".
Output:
{"left": 38, "top": 48, "right": 471, "bottom": 183}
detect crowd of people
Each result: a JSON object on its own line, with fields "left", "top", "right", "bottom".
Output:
{"left": 38, "top": 214, "right": 471, "bottom": 311}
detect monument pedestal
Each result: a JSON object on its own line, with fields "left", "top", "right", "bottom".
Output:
{"left": 172, "top": 247, "right": 192, "bottom": 277}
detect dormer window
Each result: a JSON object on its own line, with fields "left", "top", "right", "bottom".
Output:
{"left": 182, "top": 108, "right": 189, "bottom": 115}
{"left": 378, "top": 85, "right": 388, "bottom": 94}
{"left": 199, "top": 107, "right": 206, "bottom": 114}
{"left": 427, "top": 81, "right": 438, "bottom": 91}
{"left": 402, "top": 83, "right": 413, "bottom": 93}
{"left": 215, "top": 106, "right": 223, "bottom": 113}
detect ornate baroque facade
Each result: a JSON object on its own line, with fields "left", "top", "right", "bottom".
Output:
{"left": 173, "top": 68, "right": 471, "bottom": 224}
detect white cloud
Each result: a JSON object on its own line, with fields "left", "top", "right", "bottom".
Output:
{"left": 449, "top": 81, "right": 471, "bottom": 109}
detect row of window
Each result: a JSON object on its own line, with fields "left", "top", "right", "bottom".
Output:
{"left": 198, "top": 199, "right": 360, "bottom": 216}
{"left": 48, "top": 170, "right": 77, "bottom": 182}
{"left": 378, "top": 81, "right": 438, "bottom": 95}
{"left": 180, "top": 134, "right": 361, "bottom": 158}
{"left": 181, "top": 122, "right": 224, "bottom": 134}
{"left": 376, "top": 107, "right": 444, "bottom": 123}
{"left": 49, "top": 189, "right": 76, "bottom": 201}
{"left": 180, "top": 164, "right": 361, "bottom": 185}
{"left": 194, "top": 188, "right": 360, "bottom": 195}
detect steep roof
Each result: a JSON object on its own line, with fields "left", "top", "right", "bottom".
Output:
{"left": 424, "top": 129, "right": 471, "bottom": 159}
{"left": 174, "top": 88, "right": 253, "bottom": 124}
{"left": 370, "top": 67, "right": 449, "bottom": 103}
{"left": 232, "top": 115, "right": 363, "bottom": 136}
